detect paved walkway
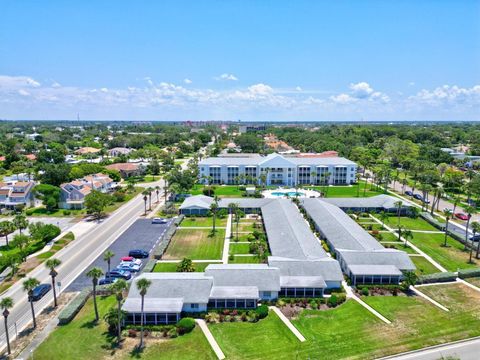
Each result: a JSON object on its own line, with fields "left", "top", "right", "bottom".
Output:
{"left": 222, "top": 214, "right": 232, "bottom": 264}
{"left": 409, "top": 286, "right": 449, "bottom": 312}
{"left": 457, "top": 278, "right": 480, "bottom": 293}
{"left": 369, "top": 215, "right": 447, "bottom": 272}
{"left": 343, "top": 281, "right": 391, "bottom": 324}
{"left": 196, "top": 319, "right": 225, "bottom": 360}
{"left": 269, "top": 306, "right": 306, "bottom": 342}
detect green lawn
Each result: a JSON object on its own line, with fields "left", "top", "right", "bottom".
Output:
{"left": 378, "top": 232, "right": 402, "bottom": 242}
{"left": 181, "top": 217, "right": 227, "bottom": 228}
{"left": 310, "top": 181, "right": 384, "bottom": 198}
{"left": 381, "top": 242, "right": 417, "bottom": 254}
{"left": 34, "top": 296, "right": 216, "bottom": 360}
{"left": 410, "top": 256, "right": 440, "bottom": 275}
{"left": 152, "top": 262, "right": 215, "bottom": 272}
{"left": 408, "top": 232, "right": 479, "bottom": 271}
{"left": 209, "top": 310, "right": 301, "bottom": 359}
{"left": 376, "top": 216, "right": 440, "bottom": 231}
{"left": 229, "top": 255, "right": 261, "bottom": 264}
{"left": 190, "top": 184, "right": 245, "bottom": 197}
{"left": 163, "top": 229, "right": 225, "bottom": 260}
{"left": 236, "top": 221, "right": 263, "bottom": 232}
{"left": 229, "top": 242, "right": 251, "bottom": 254}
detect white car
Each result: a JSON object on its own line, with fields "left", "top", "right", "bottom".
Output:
{"left": 152, "top": 218, "right": 168, "bottom": 224}
{"left": 120, "top": 256, "right": 142, "bottom": 266}
{"left": 117, "top": 262, "right": 141, "bottom": 272}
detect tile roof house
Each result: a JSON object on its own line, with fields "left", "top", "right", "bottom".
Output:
{"left": 0, "top": 181, "right": 36, "bottom": 209}
{"left": 107, "top": 147, "right": 132, "bottom": 157}
{"left": 59, "top": 173, "right": 113, "bottom": 209}
{"left": 105, "top": 163, "right": 145, "bottom": 178}
{"left": 75, "top": 147, "right": 101, "bottom": 155}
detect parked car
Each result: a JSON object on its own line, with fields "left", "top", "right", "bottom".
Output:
{"left": 117, "top": 262, "right": 141, "bottom": 272}
{"left": 128, "top": 249, "right": 149, "bottom": 258}
{"left": 152, "top": 217, "right": 168, "bottom": 224}
{"left": 99, "top": 277, "right": 118, "bottom": 285}
{"left": 413, "top": 194, "right": 430, "bottom": 204}
{"left": 106, "top": 269, "right": 132, "bottom": 280}
{"left": 405, "top": 190, "right": 413, "bottom": 196}
{"left": 31, "top": 284, "right": 52, "bottom": 301}
{"left": 120, "top": 256, "right": 142, "bottom": 266}
{"left": 469, "top": 234, "right": 480, "bottom": 242}
{"left": 443, "top": 208, "right": 453, "bottom": 213}
{"left": 455, "top": 213, "right": 469, "bottom": 221}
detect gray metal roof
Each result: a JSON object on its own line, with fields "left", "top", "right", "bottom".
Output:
{"left": 348, "top": 264, "right": 402, "bottom": 276}
{"left": 301, "top": 198, "right": 383, "bottom": 251}
{"left": 179, "top": 195, "right": 214, "bottom": 210}
{"left": 205, "top": 264, "right": 281, "bottom": 292}
{"left": 217, "top": 198, "right": 275, "bottom": 209}
{"left": 210, "top": 286, "right": 259, "bottom": 299}
{"left": 262, "top": 199, "right": 328, "bottom": 260}
{"left": 268, "top": 256, "right": 343, "bottom": 282}
{"left": 280, "top": 276, "right": 327, "bottom": 288}
{"left": 322, "top": 195, "right": 410, "bottom": 210}
{"left": 338, "top": 249, "right": 415, "bottom": 271}
{"left": 128, "top": 273, "right": 213, "bottom": 304}
{"left": 122, "top": 297, "right": 183, "bottom": 313}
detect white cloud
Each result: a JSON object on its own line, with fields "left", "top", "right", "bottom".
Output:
{"left": 183, "top": 78, "right": 192, "bottom": 84}
{"left": 331, "top": 82, "right": 389, "bottom": 104}
{"left": 51, "top": 81, "right": 61, "bottom": 88}
{"left": 215, "top": 73, "right": 238, "bottom": 81}
{"left": 330, "top": 93, "right": 355, "bottom": 104}
{"left": 18, "top": 89, "right": 30, "bottom": 96}
{"left": 0, "top": 75, "right": 40, "bottom": 88}
{"left": 349, "top": 82, "right": 374, "bottom": 99}
{"left": 410, "top": 85, "right": 480, "bottom": 106}
{"left": 295, "top": 86, "right": 302, "bottom": 91}
{"left": 409, "top": 82, "right": 415, "bottom": 86}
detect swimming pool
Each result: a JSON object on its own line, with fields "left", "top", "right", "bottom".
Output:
{"left": 271, "top": 191, "right": 305, "bottom": 197}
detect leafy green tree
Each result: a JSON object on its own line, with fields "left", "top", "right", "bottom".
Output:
{"left": 34, "top": 184, "right": 61, "bottom": 212}
{"left": 176, "top": 258, "right": 195, "bottom": 272}
{"left": 402, "top": 271, "right": 418, "bottom": 290}
{"left": 13, "top": 213, "right": 28, "bottom": 235}
{"left": 0, "top": 297, "right": 13, "bottom": 355}
{"left": 23, "top": 277, "right": 40, "bottom": 329}
{"left": 84, "top": 190, "right": 112, "bottom": 219}
{"left": 0, "top": 221, "right": 16, "bottom": 247}
{"left": 11, "top": 234, "right": 31, "bottom": 261}
{"left": 136, "top": 278, "right": 152, "bottom": 349}
{"left": 45, "top": 258, "right": 61, "bottom": 307}
{"left": 86, "top": 267, "right": 104, "bottom": 322}
{"left": 29, "top": 222, "right": 61, "bottom": 242}
{"left": 39, "top": 163, "right": 71, "bottom": 186}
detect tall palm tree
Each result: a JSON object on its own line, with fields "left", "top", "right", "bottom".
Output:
{"left": 13, "top": 213, "right": 29, "bottom": 235}
{"left": 443, "top": 209, "right": 452, "bottom": 247}
{"left": 402, "top": 229, "right": 413, "bottom": 248}
{"left": 472, "top": 222, "right": 480, "bottom": 259}
{"left": 45, "top": 258, "right": 61, "bottom": 307}
{"left": 469, "top": 221, "right": 480, "bottom": 263}
{"left": 363, "top": 173, "right": 370, "bottom": 197}
{"left": 378, "top": 211, "right": 389, "bottom": 230}
{"left": 147, "top": 187, "right": 154, "bottom": 210}
{"left": 23, "top": 277, "right": 40, "bottom": 329}
{"left": 155, "top": 186, "right": 160, "bottom": 203}
{"left": 103, "top": 250, "right": 115, "bottom": 277}
{"left": 209, "top": 202, "right": 219, "bottom": 234}
{"left": 394, "top": 200, "right": 403, "bottom": 229}
{"left": 1, "top": 297, "right": 13, "bottom": 355}
{"left": 464, "top": 206, "right": 476, "bottom": 250}
{"left": 0, "top": 221, "right": 16, "bottom": 247}
{"left": 142, "top": 190, "right": 149, "bottom": 215}
{"left": 86, "top": 267, "right": 104, "bottom": 322}
{"left": 110, "top": 279, "right": 128, "bottom": 343}
{"left": 136, "top": 278, "right": 152, "bottom": 349}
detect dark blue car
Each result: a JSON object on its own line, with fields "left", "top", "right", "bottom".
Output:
{"left": 106, "top": 269, "right": 132, "bottom": 280}
{"left": 31, "top": 284, "right": 52, "bottom": 301}
{"left": 128, "top": 249, "right": 149, "bottom": 258}
{"left": 405, "top": 191, "right": 413, "bottom": 196}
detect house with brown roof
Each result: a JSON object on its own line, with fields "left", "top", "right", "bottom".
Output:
{"left": 105, "top": 163, "right": 145, "bottom": 178}
{"left": 75, "top": 147, "right": 101, "bottom": 155}
{"left": 0, "top": 181, "right": 36, "bottom": 209}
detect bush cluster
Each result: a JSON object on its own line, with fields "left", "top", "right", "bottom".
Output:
{"left": 58, "top": 288, "right": 91, "bottom": 325}
{"left": 417, "top": 272, "right": 457, "bottom": 284}
{"left": 176, "top": 317, "right": 196, "bottom": 334}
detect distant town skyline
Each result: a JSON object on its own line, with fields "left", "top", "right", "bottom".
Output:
{"left": 1, "top": 0, "right": 479, "bottom": 121}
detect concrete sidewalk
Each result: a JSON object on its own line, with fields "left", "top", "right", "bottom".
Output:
{"left": 196, "top": 319, "right": 225, "bottom": 359}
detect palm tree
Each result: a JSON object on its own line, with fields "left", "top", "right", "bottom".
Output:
{"left": 472, "top": 222, "right": 480, "bottom": 259}
{"left": 355, "top": 173, "right": 361, "bottom": 197}
{"left": 86, "top": 267, "right": 104, "bottom": 322}
{"left": 469, "top": 221, "right": 479, "bottom": 263}
{"left": 363, "top": 173, "right": 370, "bottom": 197}
{"left": 1, "top": 297, "right": 13, "bottom": 355}
{"left": 402, "top": 229, "right": 413, "bottom": 248}
{"left": 110, "top": 279, "right": 128, "bottom": 343}
{"left": 209, "top": 202, "right": 219, "bottom": 234}
{"left": 147, "top": 187, "right": 154, "bottom": 210}
{"left": 13, "top": 213, "right": 29, "bottom": 235}
{"left": 443, "top": 209, "right": 452, "bottom": 247}
{"left": 136, "top": 278, "right": 152, "bottom": 349}
{"left": 155, "top": 186, "right": 160, "bottom": 203}
{"left": 142, "top": 190, "right": 149, "bottom": 215}
{"left": 464, "top": 206, "right": 476, "bottom": 250}
{"left": 378, "top": 211, "right": 389, "bottom": 229}
{"left": 23, "top": 277, "right": 40, "bottom": 329}
{"left": 45, "top": 258, "right": 61, "bottom": 307}
{"left": 0, "top": 221, "right": 16, "bottom": 247}
{"left": 394, "top": 200, "right": 403, "bottom": 229}
{"left": 103, "top": 250, "right": 115, "bottom": 277}
{"left": 176, "top": 258, "right": 195, "bottom": 272}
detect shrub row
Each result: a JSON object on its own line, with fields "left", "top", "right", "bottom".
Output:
{"left": 58, "top": 288, "right": 91, "bottom": 325}
{"left": 417, "top": 271, "right": 457, "bottom": 284}
{"left": 458, "top": 267, "right": 480, "bottom": 279}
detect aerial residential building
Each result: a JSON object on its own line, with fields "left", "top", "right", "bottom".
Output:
{"left": 107, "top": 147, "right": 132, "bottom": 157}
{"left": 0, "top": 181, "right": 36, "bottom": 209}
{"left": 105, "top": 162, "right": 145, "bottom": 178}
{"left": 198, "top": 152, "right": 357, "bottom": 186}
{"left": 59, "top": 173, "right": 113, "bottom": 209}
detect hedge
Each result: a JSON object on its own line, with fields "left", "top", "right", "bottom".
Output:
{"left": 58, "top": 288, "right": 91, "bottom": 325}
{"left": 176, "top": 317, "right": 196, "bottom": 334}
{"left": 255, "top": 304, "right": 269, "bottom": 319}
{"left": 458, "top": 267, "right": 480, "bottom": 279}
{"left": 417, "top": 271, "right": 457, "bottom": 284}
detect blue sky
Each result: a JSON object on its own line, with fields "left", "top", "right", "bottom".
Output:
{"left": 1, "top": 0, "right": 479, "bottom": 121}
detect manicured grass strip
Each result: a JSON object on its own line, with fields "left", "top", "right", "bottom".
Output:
{"left": 378, "top": 216, "right": 440, "bottom": 231}
{"left": 380, "top": 242, "right": 417, "bottom": 254}
{"left": 163, "top": 229, "right": 225, "bottom": 260}
{"left": 181, "top": 217, "right": 228, "bottom": 228}
{"left": 236, "top": 222, "right": 263, "bottom": 232}
{"left": 153, "top": 262, "right": 215, "bottom": 272}
{"left": 229, "top": 243, "right": 251, "bottom": 254}
{"left": 229, "top": 255, "right": 261, "bottom": 264}
{"left": 310, "top": 181, "right": 384, "bottom": 198}
{"left": 408, "top": 232, "right": 479, "bottom": 271}
{"left": 190, "top": 184, "right": 245, "bottom": 197}
{"left": 410, "top": 256, "right": 440, "bottom": 275}
{"left": 378, "top": 231, "right": 403, "bottom": 242}
{"left": 209, "top": 310, "right": 300, "bottom": 359}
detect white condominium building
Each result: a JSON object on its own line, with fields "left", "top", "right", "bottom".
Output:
{"left": 198, "top": 153, "right": 357, "bottom": 186}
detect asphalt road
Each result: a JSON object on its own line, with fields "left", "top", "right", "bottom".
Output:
{"left": 0, "top": 179, "right": 165, "bottom": 353}
{"left": 67, "top": 218, "right": 174, "bottom": 291}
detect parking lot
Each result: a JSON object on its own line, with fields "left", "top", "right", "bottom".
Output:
{"left": 67, "top": 218, "right": 174, "bottom": 291}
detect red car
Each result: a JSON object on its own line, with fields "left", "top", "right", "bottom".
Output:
{"left": 455, "top": 213, "right": 469, "bottom": 221}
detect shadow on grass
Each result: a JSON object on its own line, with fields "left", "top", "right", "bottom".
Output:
{"left": 80, "top": 319, "right": 100, "bottom": 329}
{"left": 129, "top": 344, "right": 145, "bottom": 359}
